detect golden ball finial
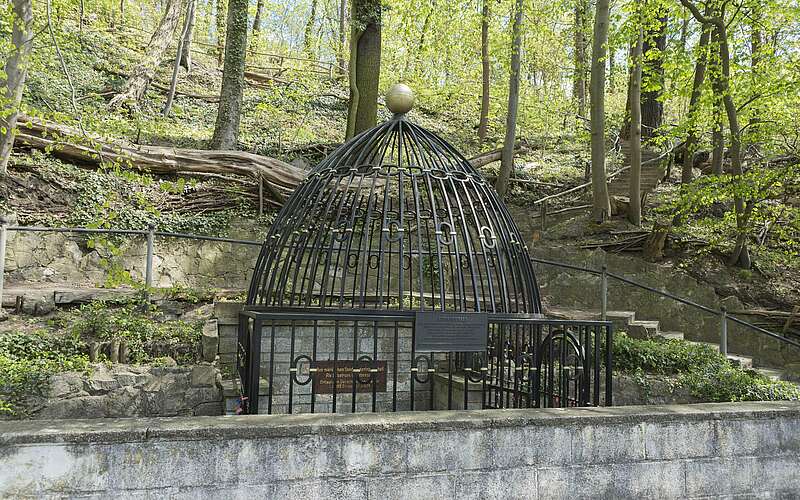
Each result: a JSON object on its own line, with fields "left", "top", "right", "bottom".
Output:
{"left": 386, "top": 83, "right": 415, "bottom": 115}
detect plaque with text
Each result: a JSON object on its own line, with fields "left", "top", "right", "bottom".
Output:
{"left": 414, "top": 311, "right": 488, "bottom": 352}
{"left": 312, "top": 360, "right": 388, "bottom": 394}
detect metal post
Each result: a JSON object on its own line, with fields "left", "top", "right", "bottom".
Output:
{"left": 720, "top": 307, "right": 728, "bottom": 357}
{"left": 539, "top": 200, "right": 547, "bottom": 231}
{"left": 0, "top": 222, "right": 7, "bottom": 316}
{"left": 145, "top": 224, "right": 155, "bottom": 289}
{"left": 601, "top": 265, "right": 608, "bottom": 321}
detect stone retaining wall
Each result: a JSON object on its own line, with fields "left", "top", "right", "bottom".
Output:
{"left": 16, "top": 363, "right": 224, "bottom": 420}
{"left": 2, "top": 402, "right": 799, "bottom": 498}
{"left": 4, "top": 230, "right": 260, "bottom": 289}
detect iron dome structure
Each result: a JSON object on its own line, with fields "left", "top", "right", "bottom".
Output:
{"left": 238, "top": 85, "right": 611, "bottom": 415}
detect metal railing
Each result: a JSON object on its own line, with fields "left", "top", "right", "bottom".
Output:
{"left": 0, "top": 224, "right": 262, "bottom": 307}
{"left": 1, "top": 223, "right": 796, "bottom": 359}
{"left": 531, "top": 257, "right": 800, "bottom": 355}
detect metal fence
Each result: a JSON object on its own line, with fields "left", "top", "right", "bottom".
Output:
{"left": 1, "top": 223, "right": 796, "bottom": 368}
{"left": 237, "top": 309, "right": 613, "bottom": 415}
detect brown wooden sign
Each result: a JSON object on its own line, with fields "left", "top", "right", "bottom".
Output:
{"left": 312, "top": 360, "right": 388, "bottom": 394}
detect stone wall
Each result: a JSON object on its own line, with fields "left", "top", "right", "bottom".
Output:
{"left": 18, "top": 363, "right": 224, "bottom": 420}
{"left": 533, "top": 244, "right": 796, "bottom": 367}
{"left": 4, "top": 230, "right": 260, "bottom": 289}
{"left": 1, "top": 402, "right": 799, "bottom": 498}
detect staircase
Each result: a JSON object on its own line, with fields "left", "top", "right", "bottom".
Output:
{"left": 547, "top": 306, "right": 788, "bottom": 381}
{"left": 607, "top": 145, "right": 667, "bottom": 198}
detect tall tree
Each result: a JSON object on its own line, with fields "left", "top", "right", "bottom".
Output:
{"left": 179, "top": 0, "right": 196, "bottom": 71}
{"left": 477, "top": 0, "right": 490, "bottom": 143}
{"left": 629, "top": 12, "right": 643, "bottom": 226}
{"left": 252, "top": 0, "right": 264, "bottom": 37}
{"left": 303, "top": 0, "right": 319, "bottom": 55}
{"left": 346, "top": 0, "right": 381, "bottom": 139}
{"left": 337, "top": 0, "right": 347, "bottom": 75}
{"left": 573, "top": 0, "right": 589, "bottom": 118}
{"left": 589, "top": 0, "right": 611, "bottom": 220}
{"left": 681, "top": 0, "right": 750, "bottom": 268}
{"left": 211, "top": 0, "right": 249, "bottom": 149}
{"left": 164, "top": 0, "right": 195, "bottom": 116}
{"left": 641, "top": 9, "right": 667, "bottom": 139}
{"left": 0, "top": 0, "right": 34, "bottom": 175}
{"left": 495, "top": 0, "right": 524, "bottom": 198}
{"left": 109, "top": 0, "right": 184, "bottom": 107}
{"left": 215, "top": 0, "right": 227, "bottom": 66}
{"left": 681, "top": 14, "right": 711, "bottom": 184}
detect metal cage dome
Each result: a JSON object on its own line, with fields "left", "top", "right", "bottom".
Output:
{"left": 247, "top": 86, "right": 542, "bottom": 314}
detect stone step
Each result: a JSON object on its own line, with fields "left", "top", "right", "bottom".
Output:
{"left": 755, "top": 367, "right": 784, "bottom": 381}
{"left": 685, "top": 341, "right": 756, "bottom": 370}
{"left": 628, "top": 320, "right": 660, "bottom": 338}
{"left": 659, "top": 331, "right": 685, "bottom": 341}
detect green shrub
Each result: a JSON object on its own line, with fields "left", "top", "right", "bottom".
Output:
{"left": 64, "top": 301, "right": 202, "bottom": 364}
{"left": 0, "top": 330, "right": 91, "bottom": 417}
{"left": 613, "top": 332, "right": 800, "bottom": 402}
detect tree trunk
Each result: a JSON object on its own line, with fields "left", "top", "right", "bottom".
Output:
{"left": 714, "top": 20, "right": 749, "bottom": 268}
{"left": 628, "top": 18, "right": 643, "bottom": 226}
{"left": 681, "top": 0, "right": 750, "bottom": 268}
{"left": 252, "top": 0, "right": 264, "bottom": 36}
{"left": 641, "top": 11, "right": 666, "bottom": 140}
{"left": 303, "top": 0, "right": 318, "bottom": 56}
{"left": 495, "top": 0, "right": 524, "bottom": 199}
{"left": 337, "top": 0, "right": 347, "bottom": 76}
{"left": 211, "top": 0, "right": 249, "bottom": 150}
{"left": 573, "top": 0, "right": 589, "bottom": 119}
{"left": 590, "top": 0, "right": 611, "bottom": 221}
{"left": 477, "top": 0, "right": 490, "bottom": 143}
{"left": 179, "top": 0, "right": 196, "bottom": 71}
{"left": 346, "top": 0, "right": 381, "bottom": 139}
{"left": 14, "top": 114, "right": 306, "bottom": 201}
{"left": 216, "top": 0, "right": 227, "bottom": 66}
{"left": 109, "top": 0, "right": 184, "bottom": 108}
{"left": 164, "top": 0, "right": 195, "bottom": 116}
{"left": 681, "top": 15, "right": 711, "bottom": 184}
{"left": 0, "top": 0, "right": 34, "bottom": 176}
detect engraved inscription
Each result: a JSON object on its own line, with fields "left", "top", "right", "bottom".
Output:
{"left": 311, "top": 360, "right": 388, "bottom": 394}
{"left": 415, "top": 312, "right": 489, "bottom": 352}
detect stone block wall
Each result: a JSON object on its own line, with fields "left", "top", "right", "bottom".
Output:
{"left": 17, "top": 363, "right": 224, "bottom": 420}
{"left": 2, "top": 402, "right": 799, "bottom": 498}
{"left": 4, "top": 230, "right": 260, "bottom": 289}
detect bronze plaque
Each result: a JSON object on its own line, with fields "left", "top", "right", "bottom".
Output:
{"left": 312, "top": 360, "right": 388, "bottom": 394}
{"left": 415, "top": 311, "right": 488, "bottom": 352}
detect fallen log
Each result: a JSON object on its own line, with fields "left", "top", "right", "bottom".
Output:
{"left": 468, "top": 142, "right": 531, "bottom": 169}
{"left": 14, "top": 114, "right": 305, "bottom": 203}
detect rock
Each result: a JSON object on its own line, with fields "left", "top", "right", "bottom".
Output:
{"left": 201, "top": 319, "right": 219, "bottom": 362}
{"left": 35, "top": 396, "right": 108, "bottom": 419}
{"left": 183, "top": 303, "right": 214, "bottom": 323}
{"left": 193, "top": 401, "right": 223, "bottom": 416}
{"left": 0, "top": 308, "right": 7, "bottom": 322}
{"left": 48, "top": 372, "right": 85, "bottom": 398}
{"left": 610, "top": 195, "right": 630, "bottom": 216}
{"left": 105, "top": 386, "right": 143, "bottom": 417}
{"left": 114, "top": 371, "right": 149, "bottom": 387}
{"left": 191, "top": 365, "right": 218, "bottom": 388}
{"left": 85, "top": 365, "right": 120, "bottom": 393}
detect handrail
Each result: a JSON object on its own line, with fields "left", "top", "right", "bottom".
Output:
{"left": 533, "top": 143, "right": 677, "bottom": 206}
{"left": 1, "top": 223, "right": 796, "bottom": 352}
{"left": 531, "top": 256, "right": 800, "bottom": 351}
{"left": 6, "top": 226, "right": 264, "bottom": 247}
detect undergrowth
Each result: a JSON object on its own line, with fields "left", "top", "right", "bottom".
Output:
{"left": 0, "top": 299, "right": 204, "bottom": 418}
{"left": 614, "top": 333, "right": 800, "bottom": 402}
